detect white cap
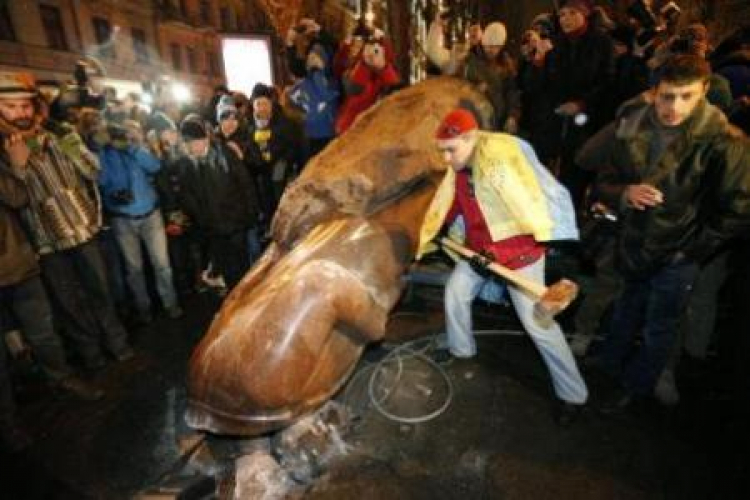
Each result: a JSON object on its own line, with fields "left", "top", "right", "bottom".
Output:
{"left": 481, "top": 22, "right": 507, "bottom": 47}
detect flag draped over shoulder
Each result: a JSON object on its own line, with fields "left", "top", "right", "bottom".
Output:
{"left": 417, "top": 132, "right": 578, "bottom": 259}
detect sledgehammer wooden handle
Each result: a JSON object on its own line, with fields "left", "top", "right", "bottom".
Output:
{"left": 439, "top": 237, "right": 579, "bottom": 316}
{"left": 439, "top": 237, "right": 547, "bottom": 298}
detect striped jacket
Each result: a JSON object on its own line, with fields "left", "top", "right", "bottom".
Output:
{"left": 7, "top": 130, "right": 101, "bottom": 254}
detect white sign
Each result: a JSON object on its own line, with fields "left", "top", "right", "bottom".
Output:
{"left": 220, "top": 36, "right": 274, "bottom": 96}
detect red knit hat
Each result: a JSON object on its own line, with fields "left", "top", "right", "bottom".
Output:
{"left": 435, "top": 109, "right": 478, "bottom": 140}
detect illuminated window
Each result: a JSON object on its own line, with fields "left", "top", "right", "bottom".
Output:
{"left": 40, "top": 4, "right": 68, "bottom": 50}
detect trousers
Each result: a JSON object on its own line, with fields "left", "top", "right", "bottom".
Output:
{"left": 445, "top": 257, "right": 588, "bottom": 404}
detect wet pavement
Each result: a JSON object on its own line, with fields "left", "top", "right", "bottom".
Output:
{"left": 1, "top": 261, "right": 748, "bottom": 499}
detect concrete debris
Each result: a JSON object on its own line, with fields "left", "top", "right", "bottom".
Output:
{"left": 234, "top": 451, "right": 294, "bottom": 500}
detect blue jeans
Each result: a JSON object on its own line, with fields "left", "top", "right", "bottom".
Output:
{"left": 601, "top": 259, "right": 700, "bottom": 395}
{"left": 445, "top": 257, "right": 588, "bottom": 404}
{"left": 111, "top": 209, "right": 178, "bottom": 313}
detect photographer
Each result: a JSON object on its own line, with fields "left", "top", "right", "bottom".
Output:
{"left": 98, "top": 121, "right": 182, "bottom": 324}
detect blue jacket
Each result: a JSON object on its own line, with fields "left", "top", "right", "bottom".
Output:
{"left": 289, "top": 70, "right": 339, "bottom": 140}
{"left": 98, "top": 144, "right": 161, "bottom": 217}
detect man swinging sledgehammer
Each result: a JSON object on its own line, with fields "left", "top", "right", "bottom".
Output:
{"left": 417, "top": 108, "right": 588, "bottom": 426}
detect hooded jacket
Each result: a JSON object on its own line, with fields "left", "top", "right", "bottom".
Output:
{"left": 288, "top": 45, "right": 340, "bottom": 140}
{"left": 580, "top": 93, "right": 750, "bottom": 277}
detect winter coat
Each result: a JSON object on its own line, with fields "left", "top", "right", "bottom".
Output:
{"left": 0, "top": 167, "right": 38, "bottom": 286}
{"left": 98, "top": 144, "right": 161, "bottom": 216}
{"left": 289, "top": 69, "right": 340, "bottom": 140}
{"left": 335, "top": 59, "right": 400, "bottom": 135}
{"left": 463, "top": 51, "right": 521, "bottom": 131}
{"left": 546, "top": 27, "right": 616, "bottom": 144}
{"left": 8, "top": 130, "right": 101, "bottom": 254}
{"left": 579, "top": 94, "right": 750, "bottom": 277}
{"left": 517, "top": 58, "right": 559, "bottom": 161}
{"left": 173, "top": 142, "right": 258, "bottom": 236}
{"left": 245, "top": 112, "right": 299, "bottom": 216}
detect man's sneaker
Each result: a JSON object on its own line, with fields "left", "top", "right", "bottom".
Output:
{"left": 165, "top": 305, "right": 184, "bottom": 319}
{"left": 56, "top": 376, "right": 105, "bottom": 401}
{"left": 654, "top": 369, "right": 680, "bottom": 406}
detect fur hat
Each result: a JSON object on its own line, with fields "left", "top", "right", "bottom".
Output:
{"left": 436, "top": 109, "right": 479, "bottom": 140}
{"left": 216, "top": 94, "right": 238, "bottom": 122}
{"left": 481, "top": 22, "right": 507, "bottom": 47}
{"left": 179, "top": 114, "right": 208, "bottom": 141}
{"left": 0, "top": 71, "right": 37, "bottom": 99}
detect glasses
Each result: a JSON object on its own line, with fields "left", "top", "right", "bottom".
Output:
{"left": 220, "top": 112, "right": 238, "bottom": 121}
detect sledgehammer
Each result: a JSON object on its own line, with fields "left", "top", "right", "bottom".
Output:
{"left": 439, "top": 237, "right": 579, "bottom": 317}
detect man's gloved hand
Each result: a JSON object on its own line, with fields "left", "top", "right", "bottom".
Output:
{"left": 469, "top": 250, "right": 495, "bottom": 277}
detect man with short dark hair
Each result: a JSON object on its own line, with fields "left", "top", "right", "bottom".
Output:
{"left": 577, "top": 55, "right": 750, "bottom": 412}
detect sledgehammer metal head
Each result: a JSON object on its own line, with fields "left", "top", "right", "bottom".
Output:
{"left": 534, "top": 279, "right": 579, "bottom": 317}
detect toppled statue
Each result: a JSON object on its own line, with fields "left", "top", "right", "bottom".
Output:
{"left": 186, "top": 78, "right": 491, "bottom": 436}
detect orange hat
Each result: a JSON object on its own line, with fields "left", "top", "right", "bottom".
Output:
{"left": 0, "top": 71, "right": 37, "bottom": 99}
{"left": 436, "top": 109, "right": 478, "bottom": 140}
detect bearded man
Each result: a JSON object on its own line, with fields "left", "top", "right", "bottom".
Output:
{"left": 0, "top": 72, "right": 133, "bottom": 370}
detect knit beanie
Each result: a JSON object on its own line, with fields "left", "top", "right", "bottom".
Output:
{"left": 216, "top": 94, "right": 238, "bottom": 122}
{"left": 179, "top": 114, "right": 208, "bottom": 141}
{"left": 147, "top": 111, "right": 176, "bottom": 136}
{"left": 481, "top": 22, "right": 507, "bottom": 47}
{"left": 436, "top": 109, "right": 479, "bottom": 140}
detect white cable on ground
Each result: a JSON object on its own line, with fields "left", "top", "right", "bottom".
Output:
{"left": 346, "top": 327, "right": 533, "bottom": 425}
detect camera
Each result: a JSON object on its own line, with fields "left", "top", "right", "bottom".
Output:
{"left": 109, "top": 189, "right": 134, "bottom": 205}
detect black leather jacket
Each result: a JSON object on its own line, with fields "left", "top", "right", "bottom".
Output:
{"left": 578, "top": 94, "right": 750, "bottom": 277}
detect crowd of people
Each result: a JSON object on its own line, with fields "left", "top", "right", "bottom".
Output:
{"left": 0, "top": 0, "right": 749, "bottom": 451}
